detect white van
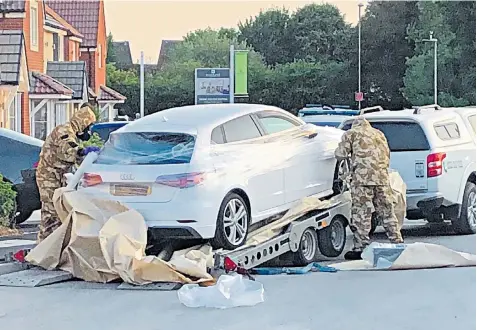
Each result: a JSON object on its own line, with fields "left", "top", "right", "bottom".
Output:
{"left": 340, "top": 105, "right": 476, "bottom": 234}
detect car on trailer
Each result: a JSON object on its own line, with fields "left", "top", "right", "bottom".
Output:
{"left": 78, "top": 104, "right": 349, "bottom": 250}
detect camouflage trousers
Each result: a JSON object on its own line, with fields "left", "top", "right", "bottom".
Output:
{"left": 37, "top": 181, "right": 62, "bottom": 242}
{"left": 350, "top": 184, "right": 404, "bottom": 251}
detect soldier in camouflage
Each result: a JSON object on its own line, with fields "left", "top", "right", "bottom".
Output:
{"left": 335, "top": 116, "right": 403, "bottom": 260}
{"left": 36, "top": 105, "right": 97, "bottom": 242}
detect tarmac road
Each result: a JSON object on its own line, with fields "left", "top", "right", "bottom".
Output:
{"left": 0, "top": 220, "right": 475, "bottom": 330}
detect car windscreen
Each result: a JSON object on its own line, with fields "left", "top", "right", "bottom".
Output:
{"left": 341, "top": 121, "right": 430, "bottom": 151}
{"left": 95, "top": 132, "right": 196, "bottom": 165}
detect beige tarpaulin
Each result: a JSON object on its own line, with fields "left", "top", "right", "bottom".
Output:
{"left": 329, "top": 242, "right": 476, "bottom": 271}
{"left": 389, "top": 169, "right": 406, "bottom": 229}
{"left": 25, "top": 188, "right": 215, "bottom": 285}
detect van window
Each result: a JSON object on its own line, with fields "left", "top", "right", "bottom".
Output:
{"left": 434, "top": 123, "right": 461, "bottom": 140}
{"left": 342, "top": 121, "right": 430, "bottom": 152}
{"left": 223, "top": 115, "right": 262, "bottom": 143}
{"left": 468, "top": 115, "right": 476, "bottom": 133}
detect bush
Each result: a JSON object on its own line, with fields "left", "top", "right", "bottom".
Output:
{"left": 80, "top": 132, "right": 105, "bottom": 148}
{"left": 0, "top": 174, "right": 17, "bottom": 227}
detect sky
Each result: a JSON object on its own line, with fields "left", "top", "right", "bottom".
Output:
{"left": 104, "top": 1, "right": 364, "bottom": 64}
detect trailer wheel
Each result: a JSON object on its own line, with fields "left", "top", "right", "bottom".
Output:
{"left": 293, "top": 228, "right": 320, "bottom": 266}
{"left": 318, "top": 216, "right": 346, "bottom": 258}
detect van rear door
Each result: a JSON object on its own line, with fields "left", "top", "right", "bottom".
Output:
{"left": 341, "top": 120, "right": 431, "bottom": 191}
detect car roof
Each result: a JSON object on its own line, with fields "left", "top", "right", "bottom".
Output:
{"left": 303, "top": 115, "right": 350, "bottom": 122}
{"left": 92, "top": 122, "right": 129, "bottom": 129}
{"left": 0, "top": 128, "right": 44, "bottom": 147}
{"left": 122, "top": 104, "right": 291, "bottom": 132}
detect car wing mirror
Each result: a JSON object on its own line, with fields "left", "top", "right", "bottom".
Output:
{"left": 307, "top": 132, "right": 318, "bottom": 139}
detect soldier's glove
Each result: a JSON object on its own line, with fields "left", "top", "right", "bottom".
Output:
{"left": 83, "top": 146, "right": 101, "bottom": 156}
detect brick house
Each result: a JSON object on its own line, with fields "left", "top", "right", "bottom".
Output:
{"left": 0, "top": 0, "right": 125, "bottom": 139}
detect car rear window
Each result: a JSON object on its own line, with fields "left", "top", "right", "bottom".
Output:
{"left": 434, "top": 122, "right": 461, "bottom": 140}
{"left": 95, "top": 132, "right": 195, "bottom": 165}
{"left": 341, "top": 121, "right": 430, "bottom": 152}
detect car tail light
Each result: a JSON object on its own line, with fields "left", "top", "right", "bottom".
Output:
{"left": 82, "top": 173, "right": 103, "bottom": 187}
{"left": 33, "top": 161, "right": 39, "bottom": 168}
{"left": 155, "top": 172, "right": 206, "bottom": 189}
{"left": 427, "top": 153, "right": 446, "bottom": 177}
{"left": 223, "top": 257, "right": 237, "bottom": 272}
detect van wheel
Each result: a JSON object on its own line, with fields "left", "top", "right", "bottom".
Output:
{"left": 452, "top": 182, "right": 476, "bottom": 235}
{"left": 211, "top": 193, "right": 250, "bottom": 250}
{"left": 332, "top": 159, "right": 350, "bottom": 195}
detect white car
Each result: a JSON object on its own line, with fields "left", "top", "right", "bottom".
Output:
{"left": 340, "top": 105, "right": 476, "bottom": 234}
{"left": 78, "top": 104, "right": 347, "bottom": 250}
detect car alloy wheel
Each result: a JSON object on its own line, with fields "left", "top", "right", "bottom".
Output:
{"left": 467, "top": 191, "right": 476, "bottom": 228}
{"left": 223, "top": 198, "right": 248, "bottom": 246}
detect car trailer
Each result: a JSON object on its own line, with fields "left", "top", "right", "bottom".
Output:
{"left": 214, "top": 197, "right": 351, "bottom": 272}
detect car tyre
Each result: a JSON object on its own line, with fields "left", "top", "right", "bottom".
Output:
{"left": 452, "top": 182, "right": 476, "bottom": 235}
{"left": 333, "top": 159, "right": 350, "bottom": 195}
{"left": 293, "top": 228, "right": 320, "bottom": 266}
{"left": 318, "top": 216, "right": 347, "bottom": 258}
{"left": 211, "top": 193, "right": 250, "bottom": 250}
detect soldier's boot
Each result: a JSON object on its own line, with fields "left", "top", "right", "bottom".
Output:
{"left": 344, "top": 250, "right": 362, "bottom": 260}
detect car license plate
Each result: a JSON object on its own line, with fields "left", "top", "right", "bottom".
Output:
{"left": 110, "top": 184, "right": 151, "bottom": 196}
{"left": 415, "top": 161, "right": 425, "bottom": 178}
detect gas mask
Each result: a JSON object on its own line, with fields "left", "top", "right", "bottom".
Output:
{"left": 77, "top": 124, "right": 92, "bottom": 141}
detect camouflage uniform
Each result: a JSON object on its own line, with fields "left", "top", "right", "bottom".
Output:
{"left": 36, "top": 107, "right": 96, "bottom": 242}
{"left": 335, "top": 117, "right": 403, "bottom": 253}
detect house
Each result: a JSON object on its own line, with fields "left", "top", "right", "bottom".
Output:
{"left": 157, "top": 39, "right": 180, "bottom": 70}
{"left": 110, "top": 41, "right": 133, "bottom": 68}
{"left": 0, "top": 0, "right": 125, "bottom": 139}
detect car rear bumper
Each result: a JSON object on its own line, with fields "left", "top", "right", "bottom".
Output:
{"left": 406, "top": 191, "right": 457, "bottom": 219}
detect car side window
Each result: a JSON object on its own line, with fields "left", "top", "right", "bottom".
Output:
{"left": 434, "top": 122, "right": 461, "bottom": 140}
{"left": 256, "top": 112, "right": 301, "bottom": 134}
{"left": 468, "top": 115, "right": 476, "bottom": 134}
{"left": 211, "top": 126, "right": 225, "bottom": 144}
{"left": 223, "top": 115, "right": 262, "bottom": 143}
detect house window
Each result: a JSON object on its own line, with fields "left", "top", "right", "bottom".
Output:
{"left": 31, "top": 100, "right": 48, "bottom": 140}
{"left": 8, "top": 93, "right": 21, "bottom": 132}
{"left": 98, "top": 45, "right": 102, "bottom": 68}
{"left": 30, "top": 2, "right": 39, "bottom": 50}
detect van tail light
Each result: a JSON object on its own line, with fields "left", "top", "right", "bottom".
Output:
{"left": 33, "top": 161, "right": 39, "bottom": 169}
{"left": 427, "top": 153, "right": 446, "bottom": 177}
{"left": 82, "top": 173, "right": 103, "bottom": 187}
{"left": 155, "top": 172, "right": 206, "bottom": 189}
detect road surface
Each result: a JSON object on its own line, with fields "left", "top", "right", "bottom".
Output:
{"left": 0, "top": 221, "right": 474, "bottom": 330}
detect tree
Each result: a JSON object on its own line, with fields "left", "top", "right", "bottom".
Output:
{"left": 288, "top": 4, "right": 354, "bottom": 63}
{"left": 357, "top": 1, "right": 419, "bottom": 109}
{"left": 403, "top": 1, "right": 476, "bottom": 106}
{"left": 238, "top": 8, "right": 294, "bottom": 65}
{"left": 106, "top": 32, "right": 117, "bottom": 64}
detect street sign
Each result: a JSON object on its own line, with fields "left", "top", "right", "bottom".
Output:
{"left": 194, "top": 68, "right": 230, "bottom": 105}
{"left": 355, "top": 92, "right": 364, "bottom": 102}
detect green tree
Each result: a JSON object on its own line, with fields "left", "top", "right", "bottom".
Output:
{"left": 288, "top": 4, "right": 354, "bottom": 63}
{"left": 403, "top": 1, "right": 476, "bottom": 106}
{"left": 238, "top": 8, "right": 294, "bottom": 65}
{"left": 357, "top": 1, "right": 419, "bottom": 109}
{"left": 106, "top": 32, "right": 117, "bottom": 64}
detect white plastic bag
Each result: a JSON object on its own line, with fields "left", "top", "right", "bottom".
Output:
{"left": 361, "top": 242, "right": 407, "bottom": 269}
{"left": 177, "top": 274, "right": 265, "bottom": 309}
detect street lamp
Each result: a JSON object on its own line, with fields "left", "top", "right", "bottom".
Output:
{"left": 357, "top": 2, "right": 364, "bottom": 110}
{"left": 422, "top": 31, "right": 438, "bottom": 105}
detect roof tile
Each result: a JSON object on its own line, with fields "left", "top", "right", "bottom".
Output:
{"left": 0, "top": 30, "right": 23, "bottom": 84}
{"left": 0, "top": 0, "right": 25, "bottom": 13}
{"left": 46, "top": 61, "right": 87, "bottom": 99}
{"left": 29, "top": 71, "right": 74, "bottom": 96}
{"left": 45, "top": 0, "right": 100, "bottom": 47}
{"left": 99, "top": 85, "right": 127, "bottom": 101}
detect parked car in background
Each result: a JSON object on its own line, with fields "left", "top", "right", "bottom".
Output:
{"left": 303, "top": 114, "right": 355, "bottom": 128}
{"left": 79, "top": 104, "right": 348, "bottom": 250}
{"left": 297, "top": 104, "right": 358, "bottom": 117}
{"left": 340, "top": 105, "right": 477, "bottom": 234}
{"left": 0, "top": 129, "right": 43, "bottom": 225}
{"left": 91, "top": 122, "right": 129, "bottom": 142}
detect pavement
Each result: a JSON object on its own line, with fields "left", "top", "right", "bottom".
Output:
{"left": 0, "top": 220, "right": 475, "bottom": 330}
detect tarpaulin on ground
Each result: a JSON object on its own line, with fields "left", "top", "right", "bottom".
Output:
{"left": 329, "top": 242, "right": 476, "bottom": 271}
{"left": 389, "top": 169, "right": 406, "bottom": 229}
{"left": 25, "top": 187, "right": 215, "bottom": 285}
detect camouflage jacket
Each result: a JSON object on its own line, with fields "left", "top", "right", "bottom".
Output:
{"left": 36, "top": 107, "right": 96, "bottom": 185}
{"left": 334, "top": 117, "right": 390, "bottom": 186}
